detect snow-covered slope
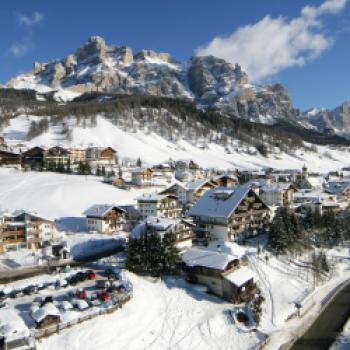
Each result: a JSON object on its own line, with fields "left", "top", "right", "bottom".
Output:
{"left": 3, "top": 114, "right": 350, "bottom": 171}
{"left": 0, "top": 168, "right": 154, "bottom": 220}
{"left": 36, "top": 273, "right": 263, "bottom": 350}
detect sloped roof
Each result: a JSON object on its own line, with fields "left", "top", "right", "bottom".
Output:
{"left": 184, "top": 178, "right": 214, "bottom": 191}
{"left": 325, "top": 181, "right": 350, "bottom": 194}
{"left": 0, "top": 309, "right": 30, "bottom": 342}
{"left": 84, "top": 204, "right": 125, "bottom": 218}
{"left": 188, "top": 185, "right": 251, "bottom": 219}
{"left": 32, "top": 303, "right": 60, "bottom": 323}
{"left": 136, "top": 193, "right": 177, "bottom": 202}
{"left": 224, "top": 266, "right": 256, "bottom": 287}
{"left": 181, "top": 247, "right": 238, "bottom": 270}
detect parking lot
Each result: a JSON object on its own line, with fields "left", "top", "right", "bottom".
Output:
{"left": 0, "top": 266, "right": 133, "bottom": 347}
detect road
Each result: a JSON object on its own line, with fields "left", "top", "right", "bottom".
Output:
{"left": 0, "top": 245, "right": 124, "bottom": 284}
{"left": 290, "top": 281, "right": 350, "bottom": 350}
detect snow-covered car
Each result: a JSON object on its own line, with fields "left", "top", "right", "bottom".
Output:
{"left": 71, "top": 298, "right": 89, "bottom": 310}
{"left": 59, "top": 300, "right": 74, "bottom": 311}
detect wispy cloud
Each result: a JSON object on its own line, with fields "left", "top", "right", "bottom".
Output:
{"left": 8, "top": 42, "right": 31, "bottom": 57}
{"left": 195, "top": 0, "right": 348, "bottom": 81}
{"left": 17, "top": 11, "right": 44, "bottom": 26}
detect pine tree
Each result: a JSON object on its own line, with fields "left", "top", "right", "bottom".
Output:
{"left": 136, "top": 157, "right": 142, "bottom": 167}
{"left": 162, "top": 232, "right": 180, "bottom": 273}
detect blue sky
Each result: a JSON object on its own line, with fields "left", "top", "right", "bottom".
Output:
{"left": 1, "top": 0, "right": 349, "bottom": 110}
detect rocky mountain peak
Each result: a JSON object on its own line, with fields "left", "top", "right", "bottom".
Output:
{"left": 7, "top": 35, "right": 312, "bottom": 126}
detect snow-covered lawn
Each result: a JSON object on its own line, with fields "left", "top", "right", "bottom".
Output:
{"left": 0, "top": 168, "right": 156, "bottom": 220}
{"left": 36, "top": 273, "right": 264, "bottom": 350}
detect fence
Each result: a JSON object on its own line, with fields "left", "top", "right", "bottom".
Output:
{"left": 32, "top": 293, "right": 132, "bottom": 339}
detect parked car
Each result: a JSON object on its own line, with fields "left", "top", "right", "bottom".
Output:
{"left": 88, "top": 298, "right": 101, "bottom": 307}
{"left": 77, "top": 290, "right": 87, "bottom": 299}
{"left": 67, "top": 275, "right": 79, "bottom": 286}
{"left": 9, "top": 290, "right": 22, "bottom": 299}
{"left": 96, "top": 279, "right": 109, "bottom": 290}
{"left": 75, "top": 272, "right": 87, "bottom": 282}
{"left": 36, "top": 283, "right": 46, "bottom": 291}
{"left": 98, "top": 291, "right": 111, "bottom": 302}
{"left": 0, "top": 291, "right": 8, "bottom": 301}
{"left": 86, "top": 270, "right": 96, "bottom": 280}
{"left": 72, "top": 299, "right": 89, "bottom": 311}
{"left": 23, "top": 285, "right": 37, "bottom": 295}
{"left": 58, "top": 300, "right": 74, "bottom": 311}
{"left": 41, "top": 295, "right": 54, "bottom": 306}
{"left": 105, "top": 268, "right": 120, "bottom": 280}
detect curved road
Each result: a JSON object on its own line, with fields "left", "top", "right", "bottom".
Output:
{"left": 290, "top": 281, "right": 350, "bottom": 350}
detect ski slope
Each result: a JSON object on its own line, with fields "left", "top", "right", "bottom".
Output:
{"left": 3, "top": 114, "right": 350, "bottom": 171}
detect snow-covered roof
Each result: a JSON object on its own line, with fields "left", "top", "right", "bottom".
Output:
{"left": 84, "top": 204, "right": 125, "bottom": 217}
{"left": 206, "top": 240, "right": 246, "bottom": 259}
{"left": 131, "top": 217, "right": 187, "bottom": 239}
{"left": 0, "top": 309, "right": 30, "bottom": 342}
{"left": 184, "top": 178, "right": 213, "bottom": 191}
{"left": 325, "top": 181, "right": 350, "bottom": 194}
{"left": 224, "top": 266, "right": 256, "bottom": 287}
{"left": 136, "top": 193, "right": 176, "bottom": 202}
{"left": 188, "top": 185, "right": 252, "bottom": 219}
{"left": 32, "top": 303, "right": 61, "bottom": 323}
{"left": 181, "top": 247, "right": 239, "bottom": 270}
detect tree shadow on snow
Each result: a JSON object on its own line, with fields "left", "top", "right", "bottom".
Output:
{"left": 56, "top": 217, "right": 87, "bottom": 232}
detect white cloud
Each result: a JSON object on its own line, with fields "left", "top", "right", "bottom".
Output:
{"left": 195, "top": 0, "right": 348, "bottom": 81}
{"left": 9, "top": 42, "right": 30, "bottom": 57}
{"left": 17, "top": 11, "right": 44, "bottom": 26}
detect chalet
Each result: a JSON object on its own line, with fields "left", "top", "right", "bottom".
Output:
{"left": 325, "top": 181, "right": 350, "bottom": 201}
{"left": 0, "top": 150, "right": 22, "bottom": 167}
{"left": 69, "top": 148, "right": 87, "bottom": 164}
{"left": 174, "top": 160, "right": 203, "bottom": 181}
{"left": 22, "top": 146, "right": 45, "bottom": 169}
{"left": 0, "top": 215, "right": 26, "bottom": 254}
{"left": 84, "top": 204, "right": 127, "bottom": 234}
{"left": 132, "top": 217, "right": 195, "bottom": 249}
{"left": 152, "top": 163, "right": 175, "bottom": 185}
{"left": 160, "top": 178, "right": 218, "bottom": 205}
{"left": 259, "top": 183, "right": 298, "bottom": 206}
{"left": 131, "top": 167, "right": 154, "bottom": 186}
{"left": 137, "top": 193, "right": 180, "bottom": 219}
{"left": 31, "top": 303, "right": 61, "bottom": 329}
{"left": 118, "top": 205, "right": 140, "bottom": 230}
{"left": 181, "top": 247, "right": 256, "bottom": 303}
{"left": 44, "top": 146, "right": 70, "bottom": 167}
{"left": 188, "top": 185, "right": 270, "bottom": 242}
{"left": 0, "top": 212, "right": 56, "bottom": 253}
{"left": 213, "top": 174, "right": 238, "bottom": 187}
{"left": 86, "top": 147, "right": 117, "bottom": 166}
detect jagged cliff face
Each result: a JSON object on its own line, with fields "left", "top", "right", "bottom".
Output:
{"left": 306, "top": 102, "right": 350, "bottom": 136}
{"left": 7, "top": 36, "right": 305, "bottom": 124}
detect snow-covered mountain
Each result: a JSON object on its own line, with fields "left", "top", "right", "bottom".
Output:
{"left": 7, "top": 36, "right": 305, "bottom": 124}
{"left": 305, "top": 102, "right": 350, "bottom": 137}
